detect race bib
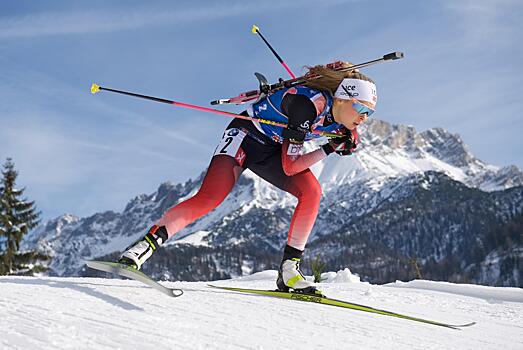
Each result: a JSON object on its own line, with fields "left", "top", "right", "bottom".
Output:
{"left": 213, "top": 128, "right": 247, "bottom": 166}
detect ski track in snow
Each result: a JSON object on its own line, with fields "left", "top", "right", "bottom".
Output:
{"left": 1, "top": 272, "right": 522, "bottom": 350}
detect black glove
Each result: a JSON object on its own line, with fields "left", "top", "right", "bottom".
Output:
{"left": 281, "top": 94, "right": 316, "bottom": 142}
{"left": 322, "top": 129, "right": 358, "bottom": 156}
{"left": 282, "top": 118, "right": 311, "bottom": 142}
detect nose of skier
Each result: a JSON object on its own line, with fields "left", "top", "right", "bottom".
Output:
{"left": 332, "top": 98, "right": 373, "bottom": 130}
{"left": 355, "top": 108, "right": 369, "bottom": 125}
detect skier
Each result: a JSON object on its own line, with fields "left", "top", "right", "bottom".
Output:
{"left": 118, "top": 62, "right": 377, "bottom": 295}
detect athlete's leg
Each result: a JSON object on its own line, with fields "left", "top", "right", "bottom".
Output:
{"left": 119, "top": 124, "right": 248, "bottom": 269}
{"left": 283, "top": 170, "right": 322, "bottom": 250}
{"left": 249, "top": 155, "right": 322, "bottom": 251}
{"left": 250, "top": 153, "right": 322, "bottom": 293}
{"left": 157, "top": 155, "right": 243, "bottom": 238}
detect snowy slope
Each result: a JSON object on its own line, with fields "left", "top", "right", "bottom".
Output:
{"left": 1, "top": 270, "right": 522, "bottom": 350}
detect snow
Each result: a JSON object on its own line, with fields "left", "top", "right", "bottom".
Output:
{"left": 1, "top": 271, "right": 522, "bottom": 350}
{"left": 321, "top": 268, "right": 362, "bottom": 283}
{"left": 174, "top": 230, "right": 211, "bottom": 247}
{"left": 386, "top": 280, "right": 523, "bottom": 304}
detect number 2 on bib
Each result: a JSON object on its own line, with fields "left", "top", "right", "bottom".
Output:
{"left": 213, "top": 128, "right": 247, "bottom": 166}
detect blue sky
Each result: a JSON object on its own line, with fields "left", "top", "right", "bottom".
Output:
{"left": 1, "top": 0, "right": 522, "bottom": 221}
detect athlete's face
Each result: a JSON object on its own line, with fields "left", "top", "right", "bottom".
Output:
{"left": 332, "top": 98, "right": 375, "bottom": 130}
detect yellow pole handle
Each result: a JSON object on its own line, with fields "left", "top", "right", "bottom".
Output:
{"left": 91, "top": 83, "right": 100, "bottom": 94}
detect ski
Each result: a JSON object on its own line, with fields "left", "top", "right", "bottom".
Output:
{"left": 208, "top": 284, "right": 476, "bottom": 330}
{"left": 86, "top": 260, "right": 183, "bottom": 297}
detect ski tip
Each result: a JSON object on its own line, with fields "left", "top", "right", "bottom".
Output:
{"left": 457, "top": 322, "right": 477, "bottom": 328}
{"left": 251, "top": 24, "right": 259, "bottom": 34}
{"left": 85, "top": 260, "right": 100, "bottom": 267}
{"left": 91, "top": 83, "right": 100, "bottom": 94}
{"left": 171, "top": 289, "right": 184, "bottom": 297}
{"left": 447, "top": 321, "right": 476, "bottom": 330}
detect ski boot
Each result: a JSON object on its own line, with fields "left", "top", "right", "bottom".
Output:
{"left": 276, "top": 244, "right": 324, "bottom": 297}
{"left": 118, "top": 225, "right": 168, "bottom": 270}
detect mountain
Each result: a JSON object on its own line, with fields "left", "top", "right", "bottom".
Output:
{"left": 21, "top": 119, "right": 523, "bottom": 286}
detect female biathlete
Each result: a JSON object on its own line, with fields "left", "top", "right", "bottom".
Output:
{"left": 118, "top": 63, "right": 377, "bottom": 295}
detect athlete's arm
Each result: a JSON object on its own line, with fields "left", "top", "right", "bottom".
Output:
{"left": 281, "top": 94, "right": 317, "bottom": 142}
{"left": 280, "top": 93, "right": 330, "bottom": 176}
{"left": 281, "top": 139, "right": 328, "bottom": 176}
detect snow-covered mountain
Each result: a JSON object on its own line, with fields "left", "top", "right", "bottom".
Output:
{"left": 21, "top": 119, "right": 523, "bottom": 286}
{"left": 1, "top": 270, "right": 522, "bottom": 349}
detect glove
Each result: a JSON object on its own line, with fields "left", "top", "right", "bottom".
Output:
{"left": 322, "top": 129, "right": 358, "bottom": 156}
{"left": 282, "top": 118, "right": 311, "bottom": 142}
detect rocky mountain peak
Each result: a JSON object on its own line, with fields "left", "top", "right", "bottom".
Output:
{"left": 419, "top": 127, "right": 476, "bottom": 168}
{"left": 363, "top": 119, "right": 422, "bottom": 151}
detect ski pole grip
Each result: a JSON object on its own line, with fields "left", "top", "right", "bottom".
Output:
{"left": 383, "top": 52, "right": 404, "bottom": 60}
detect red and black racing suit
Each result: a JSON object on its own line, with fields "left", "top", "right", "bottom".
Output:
{"left": 156, "top": 92, "right": 342, "bottom": 250}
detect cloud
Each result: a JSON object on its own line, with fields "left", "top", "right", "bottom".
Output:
{"left": 444, "top": 0, "right": 522, "bottom": 47}
{"left": 0, "top": 64, "right": 210, "bottom": 188}
{"left": 0, "top": 109, "right": 205, "bottom": 219}
{"left": 0, "top": 0, "right": 354, "bottom": 39}
{"left": 0, "top": 7, "right": 217, "bottom": 39}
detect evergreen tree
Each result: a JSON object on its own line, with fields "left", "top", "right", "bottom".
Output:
{"left": 0, "top": 158, "right": 41, "bottom": 275}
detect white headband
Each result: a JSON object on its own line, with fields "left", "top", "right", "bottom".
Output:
{"left": 334, "top": 78, "right": 377, "bottom": 105}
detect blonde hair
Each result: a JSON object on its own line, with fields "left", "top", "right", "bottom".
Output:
{"left": 303, "top": 61, "right": 375, "bottom": 95}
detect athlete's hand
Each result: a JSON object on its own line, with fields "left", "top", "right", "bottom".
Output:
{"left": 282, "top": 116, "right": 311, "bottom": 142}
{"left": 331, "top": 135, "right": 356, "bottom": 156}
{"left": 322, "top": 129, "right": 358, "bottom": 156}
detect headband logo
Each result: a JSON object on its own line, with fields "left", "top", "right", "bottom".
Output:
{"left": 341, "top": 85, "right": 359, "bottom": 97}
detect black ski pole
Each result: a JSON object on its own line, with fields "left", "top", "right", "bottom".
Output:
{"left": 90, "top": 84, "right": 344, "bottom": 138}
{"left": 252, "top": 24, "right": 296, "bottom": 78}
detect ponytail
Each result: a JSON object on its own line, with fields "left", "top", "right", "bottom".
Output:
{"left": 303, "top": 62, "right": 375, "bottom": 95}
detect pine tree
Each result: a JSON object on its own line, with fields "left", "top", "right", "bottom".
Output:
{"left": 0, "top": 158, "right": 41, "bottom": 275}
